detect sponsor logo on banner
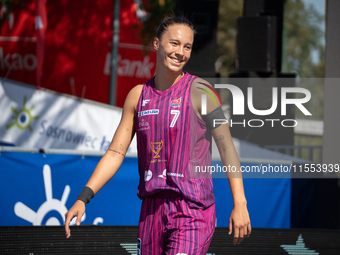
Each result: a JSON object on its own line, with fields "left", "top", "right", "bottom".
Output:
{"left": 281, "top": 234, "right": 318, "bottom": 254}
{"left": 120, "top": 242, "right": 139, "bottom": 254}
{"left": 0, "top": 80, "right": 137, "bottom": 152}
{"left": 14, "top": 164, "right": 103, "bottom": 226}
{"left": 0, "top": 0, "right": 158, "bottom": 108}
{"left": 104, "top": 53, "right": 154, "bottom": 79}
{"left": 38, "top": 120, "right": 112, "bottom": 150}
{"left": 0, "top": 47, "right": 37, "bottom": 71}
{"left": 6, "top": 96, "right": 39, "bottom": 132}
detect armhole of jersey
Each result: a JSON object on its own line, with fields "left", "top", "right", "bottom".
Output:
{"left": 134, "top": 84, "right": 146, "bottom": 119}
{"left": 190, "top": 77, "right": 206, "bottom": 125}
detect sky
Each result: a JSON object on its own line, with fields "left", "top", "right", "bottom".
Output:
{"left": 303, "top": 0, "right": 326, "bottom": 14}
{"left": 302, "top": 0, "right": 326, "bottom": 33}
{"left": 302, "top": 0, "right": 326, "bottom": 63}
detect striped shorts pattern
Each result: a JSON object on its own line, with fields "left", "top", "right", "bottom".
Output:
{"left": 138, "top": 196, "right": 215, "bottom": 255}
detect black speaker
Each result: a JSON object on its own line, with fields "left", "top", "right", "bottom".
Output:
{"left": 176, "top": 0, "right": 219, "bottom": 77}
{"left": 237, "top": 16, "right": 277, "bottom": 72}
{"left": 241, "top": 0, "right": 284, "bottom": 72}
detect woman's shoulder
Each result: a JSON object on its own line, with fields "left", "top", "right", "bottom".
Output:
{"left": 190, "top": 77, "right": 214, "bottom": 98}
{"left": 127, "top": 84, "right": 144, "bottom": 100}
{"left": 191, "top": 76, "right": 213, "bottom": 88}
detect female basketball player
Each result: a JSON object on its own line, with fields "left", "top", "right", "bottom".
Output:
{"left": 65, "top": 16, "right": 251, "bottom": 254}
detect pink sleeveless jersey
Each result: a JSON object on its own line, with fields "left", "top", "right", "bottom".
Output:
{"left": 135, "top": 72, "right": 215, "bottom": 208}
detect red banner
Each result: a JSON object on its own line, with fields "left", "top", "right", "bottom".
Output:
{"left": 0, "top": 1, "right": 36, "bottom": 83}
{"left": 0, "top": 0, "right": 156, "bottom": 107}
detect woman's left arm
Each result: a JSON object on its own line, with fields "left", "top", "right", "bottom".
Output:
{"left": 191, "top": 77, "right": 251, "bottom": 245}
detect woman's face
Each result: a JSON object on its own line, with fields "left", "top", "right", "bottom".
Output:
{"left": 154, "top": 24, "right": 194, "bottom": 74}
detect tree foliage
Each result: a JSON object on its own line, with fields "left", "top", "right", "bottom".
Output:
{"left": 283, "top": 0, "right": 325, "bottom": 119}
{"left": 282, "top": 0, "right": 325, "bottom": 78}
{"left": 0, "top": 0, "right": 24, "bottom": 34}
{"left": 137, "top": 0, "right": 177, "bottom": 50}
{"left": 215, "top": 0, "right": 243, "bottom": 77}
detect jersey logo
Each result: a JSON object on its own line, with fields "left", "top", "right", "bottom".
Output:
{"left": 158, "top": 169, "right": 167, "bottom": 179}
{"left": 150, "top": 140, "right": 163, "bottom": 159}
{"left": 171, "top": 97, "right": 181, "bottom": 107}
{"left": 144, "top": 170, "right": 153, "bottom": 182}
{"left": 142, "top": 99, "right": 150, "bottom": 106}
{"left": 168, "top": 172, "right": 184, "bottom": 178}
{"left": 158, "top": 169, "right": 184, "bottom": 179}
{"left": 138, "top": 109, "right": 159, "bottom": 117}
{"left": 138, "top": 119, "right": 150, "bottom": 131}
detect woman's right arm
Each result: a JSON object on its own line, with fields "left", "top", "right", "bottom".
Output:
{"left": 64, "top": 85, "right": 143, "bottom": 238}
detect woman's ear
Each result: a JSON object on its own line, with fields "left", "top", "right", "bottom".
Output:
{"left": 153, "top": 37, "right": 159, "bottom": 51}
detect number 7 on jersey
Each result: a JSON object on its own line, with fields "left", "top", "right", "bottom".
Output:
{"left": 170, "top": 110, "right": 180, "bottom": 127}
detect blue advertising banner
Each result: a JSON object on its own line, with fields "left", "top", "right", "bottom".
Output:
{"left": 0, "top": 150, "right": 291, "bottom": 228}
{"left": 0, "top": 151, "right": 141, "bottom": 227}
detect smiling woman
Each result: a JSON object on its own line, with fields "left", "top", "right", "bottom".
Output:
{"left": 65, "top": 16, "right": 251, "bottom": 255}
{"left": 152, "top": 17, "right": 195, "bottom": 90}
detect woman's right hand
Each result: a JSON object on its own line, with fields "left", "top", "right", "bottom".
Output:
{"left": 64, "top": 200, "right": 85, "bottom": 238}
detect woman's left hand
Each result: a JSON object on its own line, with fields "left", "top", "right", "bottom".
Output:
{"left": 228, "top": 203, "right": 251, "bottom": 245}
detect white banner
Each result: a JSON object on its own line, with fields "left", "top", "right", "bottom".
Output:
{"left": 0, "top": 78, "right": 137, "bottom": 154}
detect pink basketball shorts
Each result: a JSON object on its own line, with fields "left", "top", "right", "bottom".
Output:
{"left": 137, "top": 196, "right": 216, "bottom": 255}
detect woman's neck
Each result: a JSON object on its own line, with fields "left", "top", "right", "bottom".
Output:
{"left": 153, "top": 71, "right": 184, "bottom": 91}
